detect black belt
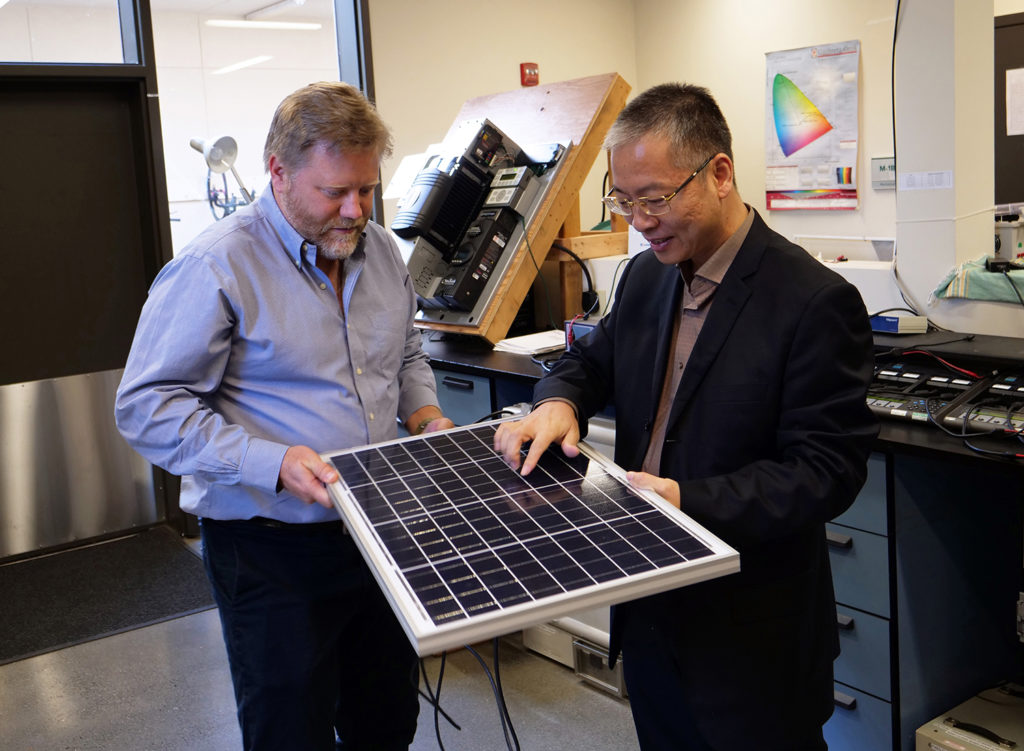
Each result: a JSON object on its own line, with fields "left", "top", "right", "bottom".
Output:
{"left": 204, "top": 516, "right": 348, "bottom": 534}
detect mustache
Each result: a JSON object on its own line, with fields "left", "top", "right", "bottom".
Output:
{"left": 328, "top": 218, "right": 366, "bottom": 230}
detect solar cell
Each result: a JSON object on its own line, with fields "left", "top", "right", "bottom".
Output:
{"left": 322, "top": 420, "right": 739, "bottom": 656}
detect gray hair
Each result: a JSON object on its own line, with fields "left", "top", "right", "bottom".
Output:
{"left": 263, "top": 81, "right": 393, "bottom": 172}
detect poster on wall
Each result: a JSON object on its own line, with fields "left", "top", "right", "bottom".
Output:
{"left": 765, "top": 40, "right": 860, "bottom": 210}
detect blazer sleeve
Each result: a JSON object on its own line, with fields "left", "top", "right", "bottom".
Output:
{"left": 531, "top": 253, "right": 650, "bottom": 431}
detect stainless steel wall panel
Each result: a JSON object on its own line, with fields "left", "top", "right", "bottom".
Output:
{"left": 0, "top": 370, "right": 158, "bottom": 558}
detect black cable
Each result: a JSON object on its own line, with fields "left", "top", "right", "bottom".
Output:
{"left": 602, "top": 256, "right": 631, "bottom": 316}
{"left": 868, "top": 306, "right": 919, "bottom": 317}
{"left": 959, "top": 403, "right": 1024, "bottom": 460}
{"left": 419, "top": 641, "right": 526, "bottom": 750}
{"left": 920, "top": 389, "right": 1024, "bottom": 460}
{"left": 1007, "top": 401, "right": 1024, "bottom": 442}
{"left": 423, "top": 652, "right": 457, "bottom": 750}
{"left": 891, "top": 0, "right": 901, "bottom": 181}
{"left": 464, "top": 642, "right": 521, "bottom": 751}
{"left": 490, "top": 637, "right": 521, "bottom": 751}
{"left": 873, "top": 335, "right": 976, "bottom": 361}
{"left": 531, "top": 353, "right": 561, "bottom": 372}
{"left": 889, "top": 2, "right": 928, "bottom": 325}
{"left": 869, "top": 348, "right": 1024, "bottom": 455}
{"left": 551, "top": 242, "right": 596, "bottom": 294}
{"left": 474, "top": 408, "right": 519, "bottom": 423}
{"left": 418, "top": 657, "right": 461, "bottom": 751}
{"left": 551, "top": 241, "right": 600, "bottom": 318}
{"left": 922, "top": 394, "right": 998, "bottom": 440}
{"left": 1000, "top": 269, "right": 1024, "bottom": 309}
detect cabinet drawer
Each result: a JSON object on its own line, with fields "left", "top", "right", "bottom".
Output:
{"left": 832, "top": 453, "right": 887, "bottom": 536}
{"left": 824, "top": 684, "right": 892, "bottom": 751}
{"left": 827, "top": 524, "right": 890, "bottom": 617}
{"left": 494, "top": 377, "right": 535, "bottom": 413}
{"left": 434, "top": 370, "right": 491, "bottom": 427}
{"left": 833, "top": 607, "right": 891, "bottom": 701}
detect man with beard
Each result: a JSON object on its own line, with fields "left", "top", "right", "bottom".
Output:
{"left": 116, "top": 81, "right": 453, "bottom": 750}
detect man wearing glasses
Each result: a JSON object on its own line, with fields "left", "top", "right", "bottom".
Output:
{"left": 495, "top": 83, "right": 878, "bottom": 750}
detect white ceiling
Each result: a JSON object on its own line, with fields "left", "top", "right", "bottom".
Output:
{"left": 6, "top": 0, "right": 333, "bottom": 14}
{"left": 149, "top": 0, "right": 334, "bottom": 18}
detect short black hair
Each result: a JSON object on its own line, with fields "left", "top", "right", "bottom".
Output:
{"left": 604, "top": 82, "right": 733, "bottom": 169}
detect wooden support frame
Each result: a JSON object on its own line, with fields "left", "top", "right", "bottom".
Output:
{"left": 417, "top": 72, "right": 631, "bottom": 344}
{"left": 540, "top": 231, "right": 628, "bottom": 325}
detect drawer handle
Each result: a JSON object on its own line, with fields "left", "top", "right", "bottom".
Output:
{"left": 837, "top": 613, "right": 855, "bottom": 630}
{"left": 440, "top": 376, "right": 475, "bottom": 391}
{"left": 826, "top": 530, "right": 853, "bottom": 549}
{"left": 833, "top": 689, "right": 857, "bottom": 711}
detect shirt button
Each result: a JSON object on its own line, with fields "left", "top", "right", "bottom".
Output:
{"left": 320, "top": 283, "right": 327, "bottom": 290}
{"left": 369, "top": 413, "right": 375, "bottom": 421}
{"left": 356, "top": 367, "right": 363, "bottom": 375}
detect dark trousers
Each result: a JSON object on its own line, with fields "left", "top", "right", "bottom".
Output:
{"left": 201, "top": 518, "right": 419, "bottom": 751}
{"left": 621, "top": 615, "right": 828, "bottom": 751}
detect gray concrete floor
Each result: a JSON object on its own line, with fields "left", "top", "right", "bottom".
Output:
{"left": 0, "top": 607, "right": 640, "bottom": 750}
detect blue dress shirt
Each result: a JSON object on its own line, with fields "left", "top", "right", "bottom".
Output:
{"left": 115, "top": 186, "right": 439, "bottom": 523}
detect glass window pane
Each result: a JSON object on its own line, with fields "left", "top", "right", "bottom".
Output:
{"left": 0, "top": 0, "right": 126, "bottom": 63}
{"left": 151, "top": 0, "right": 341, "bottom": 253}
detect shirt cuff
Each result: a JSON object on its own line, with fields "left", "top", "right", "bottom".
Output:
{"left": 533, "top": 396, "right": 579, "bottom": 419}
{"left": 240, "top": 436, "right": 289, "bottom": 494}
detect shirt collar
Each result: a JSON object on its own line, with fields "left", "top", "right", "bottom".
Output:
{"left": 257, "top": 186, "right": 308, "bottom": 267}
{"left": 686, "top": 205, "right": 754, "bottom": 286}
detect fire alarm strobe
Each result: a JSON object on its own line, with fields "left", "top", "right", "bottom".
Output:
{"left": 520, "top": 62, "right": 539, "bottom": 87}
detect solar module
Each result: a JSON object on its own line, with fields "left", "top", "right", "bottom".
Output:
{"left": 322, "top": 420, "right": 739, "bottom": 656}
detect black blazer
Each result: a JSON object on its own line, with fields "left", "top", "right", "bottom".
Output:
{"left": 533, "top": 210, "right": 879, "bottom": 746}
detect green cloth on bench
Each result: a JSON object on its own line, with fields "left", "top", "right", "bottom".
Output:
{"left": 932, "top": 256, "right": 1024, "bottom": 302}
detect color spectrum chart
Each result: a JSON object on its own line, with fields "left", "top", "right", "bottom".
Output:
{"left": 772, "top": 73, "right": 834, "bottom": 157}
{"left": 322, "top": 421, "right": 739, "bottom": 655}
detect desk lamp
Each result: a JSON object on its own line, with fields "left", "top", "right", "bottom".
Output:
{"left": 189, "top": 135, "right": 254, "bottom": 219}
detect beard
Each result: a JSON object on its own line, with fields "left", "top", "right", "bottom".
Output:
{"left": 311, "top": 218, "right": 366, "bottom": 260}
{"left": 277, "top": 189, "right": 367, "bottom": 260}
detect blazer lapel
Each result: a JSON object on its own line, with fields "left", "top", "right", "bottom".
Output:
{"left": 664, "top": 217, "right": 769, "bottom": 430}
{"left": 647, "top": 267, "right": 685, "bottom": 417}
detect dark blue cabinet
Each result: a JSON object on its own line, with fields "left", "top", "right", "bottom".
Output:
{"left": 825, "top": 452, "right": 1022, "bottom": 750}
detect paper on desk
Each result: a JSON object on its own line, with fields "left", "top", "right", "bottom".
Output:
{"left": 493, "top": 329, "right": 566, "bottom": 355}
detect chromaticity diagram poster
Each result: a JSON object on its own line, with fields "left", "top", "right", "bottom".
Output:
{"left": 765, "top": 40, "right": 860, "bottom": 211}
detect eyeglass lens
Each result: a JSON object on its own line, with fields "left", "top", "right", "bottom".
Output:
{"left": 605, "top": 154, "right": 715, "bottom": 217}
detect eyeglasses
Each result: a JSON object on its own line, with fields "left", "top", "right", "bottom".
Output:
{"left": 602, "top": 154, "right": 715, "bottom": 217}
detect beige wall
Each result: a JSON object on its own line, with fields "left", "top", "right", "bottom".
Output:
{"left": 4, "top": 1, "right": 1021, "bottom": 332}
{"left": 370, "top": 0, "right": 906, "bottom": 246}
{"left": 368, "top": 0, "right": 638, "bottom": 232}
{"left": 362, "top": 0, "right": 1024, "bottom": 334}
{"left": 367, "top": 0, "right": 909, "bottom": 314}
{"left": 630, "top": 0, "right": 899, "bottom": 251}
{"left": 995, "top": 0, "right": 1024, "bottom": 14}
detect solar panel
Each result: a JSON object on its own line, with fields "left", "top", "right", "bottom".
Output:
{"left": 322, "top": 420, "right": 739, "bottom": 656}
